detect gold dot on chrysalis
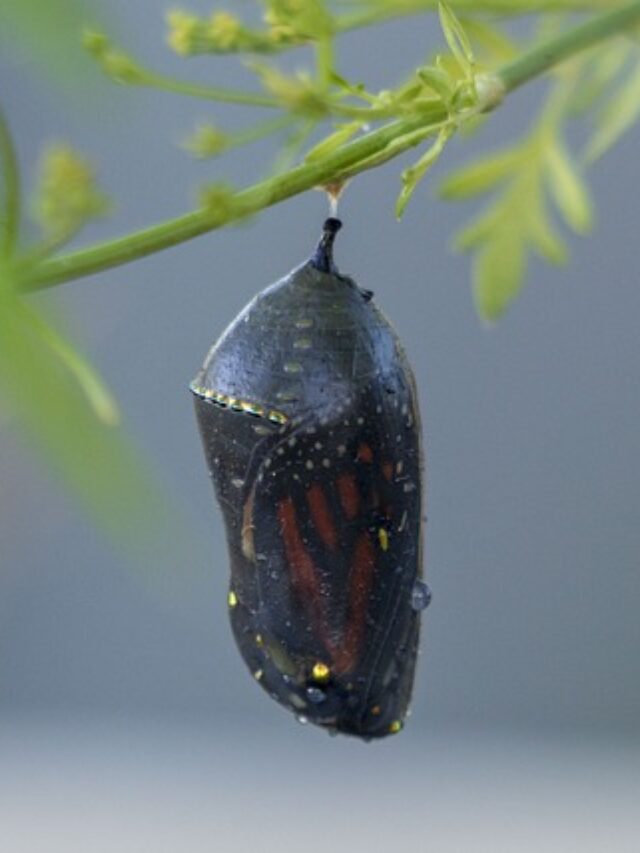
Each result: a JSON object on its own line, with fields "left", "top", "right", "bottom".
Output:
{"left": 255, "top": 634, "right": 264, "bottom": 647}
{"left": 254, "top": 669, "right": 263, "bottom": 681}
{"left": 228, "top": 590, "right": 238, "bottom": 608}
{"left": 378, "top": 528, "right": 389, "bottom": 551}
{"left": 311, "top": 662, "right": 331, "bottom": 683}
{"left": 389, "top": 720, "right": 403, "bottom": 734}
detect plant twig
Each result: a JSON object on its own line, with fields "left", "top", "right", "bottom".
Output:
{"left": 498, "top": 0, "right": 640, "bottom": 91}
{"left": 139, "top": 69, "right": 280, "bottom": 107}
{"left": 22, "top": 0, "right": 640, "bottom": 292}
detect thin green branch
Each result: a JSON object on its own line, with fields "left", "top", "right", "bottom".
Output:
{"left": 316, "top": 37, "right": 335, "bottom": 90}
{"left": 24, "top": 109, "right": 446, "bottom": 290}
{"left": 139, "top": 69, "right": 280, "bottom": 107}
{"left": 183, "top": 113, "right": 298, "bottom": 159}
{"left": 231, "top": 113, "right": 298, "bottom": 147}
{"left": 0, "top": 104, "right": 21, "bottom": 258}
{"left": 110, "top": 53, "right": 413, "bottom": 120}
{"left": 22, "top": 0, "right": 640, "bottom": 292}
{"left": 497, "top": 0, "right": 640, "bottom": 91}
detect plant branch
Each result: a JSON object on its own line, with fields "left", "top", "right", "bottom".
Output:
{"left": 23, "top": 108, "right": 447, "bottom": 290}
{"left": 22, "top": 0, "right": 640, "bottom": 292}
{"left": 497, "top": 0, "right": 640, "bottom": 91}
{"left": 139, "top": 69, "right": 280, "bottom": 107}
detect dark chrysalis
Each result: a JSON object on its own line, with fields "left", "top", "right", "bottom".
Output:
{"left": 191, "top": 218, "right": 430, "bottom": 740}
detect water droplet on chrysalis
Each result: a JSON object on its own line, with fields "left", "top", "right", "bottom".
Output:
{"left": 306, "top": 686, "right": 327, "bottom": 705}
{"left": 411, "top": 580, "right": 432, "bottom": 611}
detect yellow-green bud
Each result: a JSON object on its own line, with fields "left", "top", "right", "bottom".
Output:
{"left": 34, "top": 145, "right": 109, "bottom": 241}
{"left": 166, "top": 10, "right": 200, "bottom": 56}
{"left": 182, "top": 125, "right": 230, "bottom": 159}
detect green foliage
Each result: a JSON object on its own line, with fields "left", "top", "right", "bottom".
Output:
{"left": 545, "top": 140, "right": 593, "bottom": 234}
{"left": 441, "top": 79, "right": 595, "bottom": 319}
{"left": 0, "top": 290, "right": 184, "bottom": 555}
{"left": 0, "top": 21, "right": 180, "bottom": 557}
{"left": 438, "top": 0, "right": 475, "bottom": 73}
{"left": 585, "top": 55, "right": 640, "bottom": 161}
{"left": 396, "top": 127, "right": 453, "bottom": 218}
{"left": 439, "top": 149, "right": 522, "bottom": 199}
{"left": 165, "top": 2, "right": 335, "bottom": 56}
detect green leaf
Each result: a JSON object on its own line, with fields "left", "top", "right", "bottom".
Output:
{"left": 328, "top": 71, "right": 376, "bottom": 103}
{"left": 473, "top": 230, "right": 525, "bottom": 321}
{"left": 439, "top": 148, "right": 522, "bottom": 199}
{"left": 396, "top": 127, "right": 451, "bottom": 219}
{"left": 584, "top": 60, "right": 640, "bottom": 163}
{"left": 0, "top": 292, "right": 187, "bottom": 562}
{"left": 545, "top": 141, "right": 593, "bottom": 234}
{"left": 528, "top": 207, "right": 568, "bottom": 265}
{"left": 17, "top": 302, "right": 120, "bottom": 425}
{"left": 521, "top": 172, "right": 568, "bottom": 265}
{"left": 305, "top": 121, "right": 362, "bottom": 162}
{"left": 0, "top": 105, "right": 21, "bottom": 258}
{"left": 453, "top": 206, "right": 501, "bottom": 252}
{"left": 457, "top": 113, "right": 488, "bottom": 139}
{"left": 458, "top": 17, "right": 517, "bottom": 63}
{"left": 569, "top": 43, "right": 631, "bottom": 116}
{"left": 417, "top": 66, "right": 455, "bottom": 102}
{"left": 438, "top": 0, "right": 474, "bottom": 74}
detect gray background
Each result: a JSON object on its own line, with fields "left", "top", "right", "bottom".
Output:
{"left": 1, "top": 2, "right": 639, "bottom": 851}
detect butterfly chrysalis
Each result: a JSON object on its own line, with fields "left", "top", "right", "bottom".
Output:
{"left": 191, "top": 219, "right": 430, "bottom": 739}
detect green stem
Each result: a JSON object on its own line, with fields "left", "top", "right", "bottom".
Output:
{"left": 0, "top": 104, "right": 21, "bottom": 258}
{"left": 497, "top": 0, "right": 640, "bottom": 91}
{"left": 24, "top": 108, "right": 446, "bottom": 290}
{"left": 315, "top": 37, "right": 334, "bottom": 91}
{"left": 140, "top": 69, "right": 280, "bottom": 107}
{"left": 22, "top": 0, "right": 640, "bottom": 291}
{"left": 330, "top": 102, "right": 405, "bottom": 120}
{"left": 230, "top": 113, "right": 297, "bottom": 148}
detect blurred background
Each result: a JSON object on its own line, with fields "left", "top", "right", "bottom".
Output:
{"left": 1, "top": 1, "right": 639, "bottom": 851}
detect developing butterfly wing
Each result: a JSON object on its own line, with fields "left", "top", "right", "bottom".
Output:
{"left": 243, "top": 371, "right": 423, "bottom": 738}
